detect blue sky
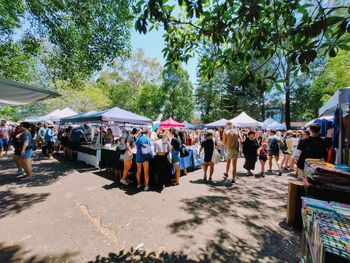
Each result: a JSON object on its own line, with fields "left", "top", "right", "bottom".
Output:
{"left": 131, "top": 29, "right": 198, "bottom": 84}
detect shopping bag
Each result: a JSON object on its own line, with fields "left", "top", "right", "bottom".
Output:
{"left": 211, "top": 149, "right": 221, "bottom": 164}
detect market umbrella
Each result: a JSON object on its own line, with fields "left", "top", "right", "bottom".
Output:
{"left": 159, "top": 118, "right": 185, "bottom": 129}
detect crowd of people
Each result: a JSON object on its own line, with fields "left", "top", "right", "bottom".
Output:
{"left": 0, "top": 118, "right": 330, "bottom": 190}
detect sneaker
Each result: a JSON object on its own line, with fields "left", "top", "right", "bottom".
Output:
{"left": 120, "top": 179, "right": 129, "bottom": 186}
{"left": 223, "top": 173, "right": 228, "bottom": 178}
{"left": 144, "top": 186, "right": 149, "bottom": 191}
{"left": 137, "top": 184, "right": 142, "bottom": 189}
{"left": 278, "top": 171, "right": 282, "bottom": 176}
{"left": 231, "top": 178, "right": 236, "bottom": 184}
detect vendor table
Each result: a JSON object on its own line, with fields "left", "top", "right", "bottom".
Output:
{"left": 77, "top": 145, "right": 102, "bottom": 169}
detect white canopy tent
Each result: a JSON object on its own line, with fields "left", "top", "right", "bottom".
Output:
{"left": 205, "top": 118, "right": 228, "bottom": 128}
{"left": 305, "top": 115, "right": 334, "bottom": 127}
{"left": 0, "top": 78, "right": 59, "bottom": 106}
{"left": 24, "top": 107, "right": 78, "bottom": 123}
{"left": 319, "top": 87, "right": 350, "bottom": 116}
{"left": 262, "top": 118, "right": 286, "bottom": 130}
{"left": 229, "top": 112, "right": 260, "bottom": 128}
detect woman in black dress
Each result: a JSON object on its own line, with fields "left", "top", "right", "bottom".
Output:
{"left": 198, "top": 132, "right": 215, "bottom": 182}
{"left": 240, "top": 131, "right": 259, "bottom": 176}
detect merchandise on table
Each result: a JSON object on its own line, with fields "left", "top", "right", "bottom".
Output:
{"left": 303, "top": 159, "right": 350, "bottom": 192}
{"left": 302, "top": 197, "right": 350, "bottom": 263}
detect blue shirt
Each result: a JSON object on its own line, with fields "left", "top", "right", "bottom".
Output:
{"left": 20, "top": 130, "right": 32, "bottom": 149}
{"left": 135, "top": 135, "right": 151, "bottom": 163}
{"left": 71, "top": 128, "right": 85, "bottom": 143}
{"left": 45, "top": 128, "right": 56, "bottom": 143}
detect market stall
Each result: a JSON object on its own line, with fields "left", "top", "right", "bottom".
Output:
{"left": 77, "top": 145, "right": 102, "bottom": 169}
{"left": 182, "top": 120, "right": 195, "bottom": 129}
{"left": 318, "top": 87, "right": 350, "bottom": 164}
{"left": 301, "top": 197, "right": 349, "bottom": 263}
{"left": 159, "top": 118, "right": 185, "bottom": 129}
{"left": 262, "top": 118, "right": 286, "bottom": 130}
{"left": 205, "top": 118, "right": 228, "bottom": 128}
{"left": 229, "top": 112, "right": 260, "bottom": 128}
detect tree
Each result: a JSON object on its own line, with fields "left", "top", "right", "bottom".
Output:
{"left": 293, "top": 50, "right": 350, "bottom": 119}
{"left": 1, "top": 0, "right": 132, "bottom": 85}
{"left": 135, "top": 84, "right": 163, "bottom": 119}
{"left": 161, "top": 65, "right": 194, "bottom": 121}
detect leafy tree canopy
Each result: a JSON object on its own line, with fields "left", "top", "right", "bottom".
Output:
{"left": 134, "top": 0, "right": 350, "bottom": 88}
{"left": 0, "top": 0, "right": 132, "bottom": 84}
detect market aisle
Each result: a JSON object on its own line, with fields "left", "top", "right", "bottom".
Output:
{"left": 0, "top": 153, "right": 301, "bottom": 262}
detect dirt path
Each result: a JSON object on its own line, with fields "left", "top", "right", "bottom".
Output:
{"left": 0, "top": 152, "right": 301, "bottom": 262}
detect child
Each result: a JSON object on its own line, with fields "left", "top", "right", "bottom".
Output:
{"left": 258, "top": 143, "right": 268, "bottom": 177}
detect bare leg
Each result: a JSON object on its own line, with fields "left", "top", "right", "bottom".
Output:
{"left": 232, "top": 159, "right": 237, "bottom": 180}
{"left": 136, "top": 163, "right": 143, "bottom": 186}
{"left": 122, "top": 159, "right": 132, "bottom": 180}
{"left": 269, "top": 156, "right": 273, "bottom": 171}
{"left": 225, "top": 159, "right": 231, "bottom": 175}
{"left": 143, "top": 161, "right": 149, "bottom": 188}
{"left": 260, "top": 160, "right": 266, "bottom": 176}
{"left": 173, "top": 163, "right": 180, "bottom": 184}
{"left": 203, "top": 162, "right": 208, "bottom": 179}
{"left": 20, "top": 158, "right": 32, "bottom": 178}
{"left": 13, "top": 155, "right": 23, "bottom": 173}
{"left": 209, "top": 162, "right": 214, "bottom": 178}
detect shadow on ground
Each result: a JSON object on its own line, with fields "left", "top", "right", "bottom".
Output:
{"left": 0, "top": 189, "right": 49, "bottom": 219}
{"left": 0, "top": 242, "right": 78, "bottom": 263}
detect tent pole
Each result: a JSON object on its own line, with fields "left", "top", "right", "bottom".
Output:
{"left": 338, "top": 92, "right": 342, "bottom": 164}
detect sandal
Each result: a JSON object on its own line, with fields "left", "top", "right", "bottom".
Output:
{"left": 203, "top": 177, "right": 208, "bottom": 183}
{"left": 208, "top": 177, "right": 212, "bottom": 182}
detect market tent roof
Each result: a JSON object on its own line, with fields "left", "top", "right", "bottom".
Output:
{"left": 305, "top": 115, "right": 334, "bottom": 127}
{"left": 39, "top": 107, "right": 78, "bottom": 122}
{"left": 262, "top": 118, "right": 286, "bottom": 130}
{"left": 229, "top": 112, "right": 260, "bottom": 127}
{"left": 68, "top": 107, "right": 152, "bottom": 124}
{"left": 0, "top": 78, "right": 60, "bottom": 106}
{"left": 205, "top": 118, "right": 228, "bottom": 128}
{"left": 182, "top": 120, "right": 195, "bottom": 129}
{"left": 319, "top": 87, "right": 350, "bottom": 116}
{"left": 60, "top": 111, "right": 98, "bottom": 122}
{"left": 159, "top": 118, "right": 185, "bottom": 129}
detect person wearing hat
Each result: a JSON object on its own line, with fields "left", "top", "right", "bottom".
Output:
{"left": 45, "top": 121, "right": 56, "bottom": 160}
{"left": 38, "top": 123, "right": 47, "bottom": 148}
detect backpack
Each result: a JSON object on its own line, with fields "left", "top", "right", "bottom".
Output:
{"left": 269, "top": 137, "right": 279, "bottom": 151}
{"left": 117, "top": 140, "right": 127, "bottom": 155}
{"left": 141, "top": 143, "right": 154, "bottom": 160}
{"left": 180, "top": 144, "right": 189, "bottom": 157}
{"left": 280, "top": 137, "right": 287, "bottom": 151}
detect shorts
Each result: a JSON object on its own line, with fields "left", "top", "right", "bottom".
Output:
{"left": 0, "top": 138, "right": 9, "bottom": 150}
{"left": 225, "top": 148, "right": 238, "bottom": 160}
{"left": 292, "top": 149, "right": 300, "bottom": 159}
{"left": 69, "top": 141, "right": 80, "bottom": 151}
{"left": 172, "top": 150, "right": 180, "bottom": 164}
{"left": 259, "top": 155, "right": 267, "bottom": 161}
{"left": 268, "top": 150, "right": 279, "bottom": 156}
{"left": 21, "top": 149, "right": 33, "bottom": 159}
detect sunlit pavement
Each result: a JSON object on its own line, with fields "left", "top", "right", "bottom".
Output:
{"left": 0, "top": 152, "right": 301, "bottom": 262}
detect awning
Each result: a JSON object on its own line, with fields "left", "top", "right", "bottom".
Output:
{"left": 205, "top": 118, "right": 228, "bottom": 128}
{"left": 319, "top": 87, "right": 350, "bottom": 116}
{"left": 159, "top": 118, "right": 185, "bottom": 129}
{"left": 229, "top": 112, "right": 260, "bottom": 128}
{"left": 0, "top": 78, "right": 60, "bottom": 106}
{"left": 262, "top": 118, "right": 286, "bottom": 130}
{"left": 61, "top": 107, "right": 152, "bottom": 125}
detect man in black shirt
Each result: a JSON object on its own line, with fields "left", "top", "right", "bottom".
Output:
{"left": 297, "top": 124, "right": 330, "bottom": 171}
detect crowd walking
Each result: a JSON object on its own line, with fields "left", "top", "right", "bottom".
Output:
{"left": 0, "top": 118, "right": 331, "bottom": 191}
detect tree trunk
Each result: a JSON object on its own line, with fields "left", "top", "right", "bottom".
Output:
{"left": 285, "top": 63, "right": 291, "bottom": 130}
{"left": 260, "top": 90, "right": 265, "bottom": 120}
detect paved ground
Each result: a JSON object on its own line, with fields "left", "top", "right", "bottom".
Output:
{"left": 0, "top": 151, "right": 301, "bottom": 263}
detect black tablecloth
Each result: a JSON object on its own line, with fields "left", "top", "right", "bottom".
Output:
{"left": 77, "top": 146, "right": 97, "bottom": 155}
{"left": 100, "top": 149, "right": 120, "bottom": 169}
